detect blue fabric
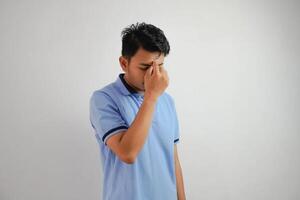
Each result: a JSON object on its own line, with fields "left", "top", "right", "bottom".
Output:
{"left": 89, "top": 73, "right": 180, "bottom": 200}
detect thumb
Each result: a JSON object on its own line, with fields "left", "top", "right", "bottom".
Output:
{"left": 152, "top": 62, "right": 159, "bottom": 75}
{"left": 146, "top": 66, "right": 153, "bottom": 77}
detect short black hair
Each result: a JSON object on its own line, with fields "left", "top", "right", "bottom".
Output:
{"left": 121, "top": 22, "right": 170, "bottom": 62}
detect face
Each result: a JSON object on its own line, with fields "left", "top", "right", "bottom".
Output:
{"left": 119, "top": 47, "right": 165, "bottom": 92}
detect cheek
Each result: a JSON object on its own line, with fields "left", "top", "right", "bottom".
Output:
{"left": 141, "top": 72, "right": 147, "bottom": 81}
{"left": 139, "top": 73, "right": 145, "bottom": 86}
{"left": 131, "top": 70, "right": 145, "bottom": 85}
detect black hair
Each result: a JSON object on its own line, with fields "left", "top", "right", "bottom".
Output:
{"left": 121, "top": 22, "right": 170, "bottom": 62}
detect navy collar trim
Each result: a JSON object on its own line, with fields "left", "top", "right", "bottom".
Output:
{"left": 119, "top": 73, "right": 138, "bottom": 94}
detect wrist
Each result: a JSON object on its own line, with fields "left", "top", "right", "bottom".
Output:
{"left": 144, "top": 92, "right": 158, "bottom": 103}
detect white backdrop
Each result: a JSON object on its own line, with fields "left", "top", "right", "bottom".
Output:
{"left": 0, "top": 0, "right": 299, "bottom": 199}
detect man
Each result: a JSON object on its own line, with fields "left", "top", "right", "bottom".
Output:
{"left": 89, "top": 22, "right": 186, "bottom": 200}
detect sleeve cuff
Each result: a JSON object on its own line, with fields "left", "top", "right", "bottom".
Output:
{"left": 102, "top": 125, "right": 128, "bottom": 145}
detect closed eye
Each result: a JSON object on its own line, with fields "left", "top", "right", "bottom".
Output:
{"left": 139, "top": 63, "right": 164, "bottom": 70}
{"left": 140, "top": 67, "right": 149, "bottom": 71}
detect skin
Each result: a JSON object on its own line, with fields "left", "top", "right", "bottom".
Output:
{"left": 111, "top": 47, "right": 186, "bottom": 199}
{"left": 175, "top": 145, "right": 186, "bottom": 200}
{"left": 119, "top": 47, "right": 165, "bottom": 94}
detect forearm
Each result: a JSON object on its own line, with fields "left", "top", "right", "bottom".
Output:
{"left": 119, "top": 96, "right": 157, "bottom": 159}
{"left": 176, "top": 158, "right": 186, "bottom": 200}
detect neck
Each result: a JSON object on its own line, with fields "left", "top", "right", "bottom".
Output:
{"left": 123, "top": 74, "right": 144, "bottom": 95}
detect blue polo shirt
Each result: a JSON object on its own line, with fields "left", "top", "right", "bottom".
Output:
{"left": 89, "top": 73, "right": 180, "bottom": 200}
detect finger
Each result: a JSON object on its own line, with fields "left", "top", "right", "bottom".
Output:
{"left": 152, "top": 61, "right": 157, "bottom": 75}
{"left": 147, "top": 66, "right": 154, "bottom": 76}
{"left": 145, "top": 66, "right": 152, "bottom": 79}
{"left": 153, "top": 62, "right": 160, "bottom": 76}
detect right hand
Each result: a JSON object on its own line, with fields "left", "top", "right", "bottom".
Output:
{"left": 144, "top": 61, "right": 169, "bottom": 101}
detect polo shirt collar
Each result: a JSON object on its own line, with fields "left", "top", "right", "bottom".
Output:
{"left": 116, "top": 73, "right": 144, "bottom": 97}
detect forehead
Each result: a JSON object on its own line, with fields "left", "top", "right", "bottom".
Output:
{"left": 131, "top": 47, "right": 164, "bottom": 63}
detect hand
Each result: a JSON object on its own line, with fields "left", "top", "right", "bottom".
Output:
{"left": 144, "top": 61, "right": 169, "bottom": 101}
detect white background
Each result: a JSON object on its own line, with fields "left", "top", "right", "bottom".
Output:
{"left": 0, "top": 0, "right": 299, "bottom": 199}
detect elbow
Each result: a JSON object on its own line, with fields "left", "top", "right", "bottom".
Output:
{"left": 123, "top": 157, "right": 136, "bottom": 164}
{"left": 121, "top": 152, "right": 137, "bottom": 164}
{"left": 117, "top": 141, "right": 137, "bottom": 164}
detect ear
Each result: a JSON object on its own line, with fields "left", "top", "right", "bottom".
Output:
{"left": 119, "top": 56, "right": 129, "bottom": 72}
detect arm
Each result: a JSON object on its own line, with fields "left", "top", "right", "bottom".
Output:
{"left": 106, "top": 62, "right": 169, "bottom": 164}
{"left": 175, "top": 144, "right": 186, "bottom": 200}
{"left": 106, "top": 96, "right": 156, "bottom": 164}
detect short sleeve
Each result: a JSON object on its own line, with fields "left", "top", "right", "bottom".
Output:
{"left": 169, "top": 96, "right": 180, "bottom": 144}
{"left": 89, "top": 91, "right": 128, "bottom": 145}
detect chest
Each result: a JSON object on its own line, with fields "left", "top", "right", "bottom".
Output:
{"left": 119, "top": 95, "right": 175, "bottom": 145}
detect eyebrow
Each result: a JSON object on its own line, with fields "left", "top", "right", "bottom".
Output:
{"left": 139, "top": 62, "right": 164, "bottom": 67}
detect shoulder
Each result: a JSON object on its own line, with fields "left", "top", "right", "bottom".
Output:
{"left": 90, "top": 83, "right": 118, "bottom": 107}
{"left": 158, "top": 91, "right": 177, "bottom": 113}
{"left": 160, "top": 91, "right": 175, "bottom": 105}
